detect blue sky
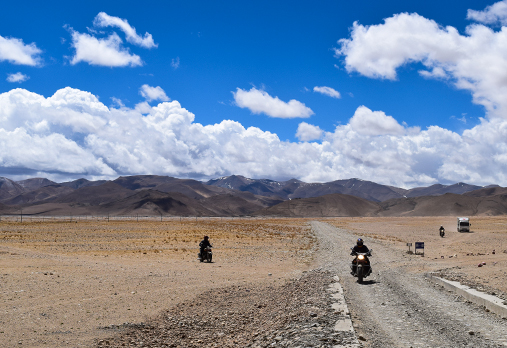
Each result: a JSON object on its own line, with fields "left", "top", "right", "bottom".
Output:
{"left": 0, "top": 0, "right": 506, "bottom": 187}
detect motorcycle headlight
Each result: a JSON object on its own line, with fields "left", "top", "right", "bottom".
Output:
{"left": 357, "top": 255, "right": 365, "bottom": 260}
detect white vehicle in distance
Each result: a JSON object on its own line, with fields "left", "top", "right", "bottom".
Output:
{"left": 457, "top": 217, "right": 470, "bottom": 232}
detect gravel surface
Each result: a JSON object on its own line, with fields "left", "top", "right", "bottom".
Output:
{"left": 96, "top": 221, "right": 507, "bottom": 348}
{"left": 311, "top": 221, "right": 507, "bottom": 348}
{"left": 96, "top": 270, "right": 358, "bottom": 348}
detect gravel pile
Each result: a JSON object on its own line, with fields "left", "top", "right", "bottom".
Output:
{"left": 96, "top": 270, "right": 357, "bottom": 348}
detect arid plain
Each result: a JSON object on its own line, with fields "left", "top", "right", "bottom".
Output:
{"left": 1, "top": 216, "right": 506, "bottom": 347}
{"left": 0, "top": 218, "right": 315, "bottom": 347}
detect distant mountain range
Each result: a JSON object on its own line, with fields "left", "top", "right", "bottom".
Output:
{"left": 0, "top": 175, "right": 504, "bottom": 217}
{"left": 207, "top": 175, "right": 489, "bottom": 201}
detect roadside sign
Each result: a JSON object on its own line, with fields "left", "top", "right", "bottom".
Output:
{"left": 415, "top": 242, "right": 424, "bottom": 256}
{"left": 406, "top": 243, "right": 412, "bottom": 253}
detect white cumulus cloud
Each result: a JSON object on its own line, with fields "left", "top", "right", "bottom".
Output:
{"left": 467, "top": 0, "right": 507, "bottom": 26}
{"left": 69, "top": 30, "right": 142, "bottom": 67}
{"left": 296, "top": 122, "right": 323, "bottom": 141}
{"left": 0, "top": 35, "right": 42, "bottom": 66}
{"left": 335, "top": 12, "right": 507, "bottom": 119}
{"left": 233, "top": 87, "right": 314, "bottom": 118}
{"left": 3, "top": 87, "right": 507, "bottom": 187}
{"left": 93, "top": 12, "right": 157, "bottom": 49}
{"left": 349, "top": 106, "right": 406, "bottom": 136}
{"left": 139, "top": 84, "right": 169, "bottom": 102}
{"left": 6, "top": 72, "right": 29, "bottom": 83}
{"left": 313, "top": 86, "right": 341, "bottom": 98}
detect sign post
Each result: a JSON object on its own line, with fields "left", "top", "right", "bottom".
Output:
{"left": 415, "top": 242, "right": 425, "bottom": 256}
{"left": 406, "top": 242, "right": 412, "bottom": 253}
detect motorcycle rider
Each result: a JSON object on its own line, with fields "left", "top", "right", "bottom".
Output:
{"left": 199, "top": 235, "right": 212, "bottom": 261}
{"left": 439, "top": 225, "right": 445, "bottom": 237}
{"left": 351, "top": 238, "right": 370, "bottom": 274}
{"left": 351, "top": 238, "right": 370, "bottom": 255}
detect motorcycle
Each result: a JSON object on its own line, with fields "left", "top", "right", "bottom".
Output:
{"left": 350, "top": 249, "right": 372, "bottom": 283}
{"left": 439, "top": 228, "right": 445, "bottom": 238}
{"left": 198, "top": 246, "right": 213, "bottom": 263}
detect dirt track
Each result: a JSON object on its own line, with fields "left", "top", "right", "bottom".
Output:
{"left": 312, "top": 221, "right": 507, "bottom": 347}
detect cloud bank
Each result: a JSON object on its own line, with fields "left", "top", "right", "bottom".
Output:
{"left": 2, "top": 87, "right": 507, "bottom": 187}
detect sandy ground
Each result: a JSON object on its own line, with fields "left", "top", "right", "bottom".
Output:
{"left": 1, "top": 216, "right": 507, "bottom": 347}
{"left": 0, "top": 218, "right": 315, "bottom": 347}
{"left": 327, "top": 216, "right": 507, "bottom": 298}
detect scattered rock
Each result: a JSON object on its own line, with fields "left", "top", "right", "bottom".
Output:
{"left": 95, "top": 270, "right": 356, "bottom": 347}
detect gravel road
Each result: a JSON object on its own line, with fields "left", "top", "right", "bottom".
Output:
{"left": 96, "top": 221, "right": 507, "bottom": 347}
{"left": 311, "top": 221, "right": 507, "bottom": 348}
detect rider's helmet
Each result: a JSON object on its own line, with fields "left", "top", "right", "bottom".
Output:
{"left": 357, "top": 238, "right": 363, "bottom": 246}
{"left": 204, "top": 235, "right": 209, "bottom": 240}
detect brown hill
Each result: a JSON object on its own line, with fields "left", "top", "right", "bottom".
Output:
{"left": 253, "top": 193, "right": 379, "bottom": 217}
{"left": 149, "top": 180, "right": 227, "bottom": 199}
{"left": 0, "top": 203, "right": 94, "bottom": 216}
{"left": 113, "top": 175, "right": 182, "bottom": 190}
{"left": 254, "top": 192, "right": 507, "bottom": 217}
{"left": 95, "top": 190, "right": 216, "bottom": 216}
{"left": 207, "top": 175, "right": 403, "bottom": 202}
{"left": 114, "top": 175, "right": 231, "bottom": 199}
{"left": 0, "top": 177, "right": 24, "bottom": 201}
{"left": 200, "top": 194, "right": 266, "bottom": 216}
{"left": 228, "top": 191, "right": 284, "bottom": 208}
{"left": 406, "top": 182, "right": 482, "bottom": 197}
{"left": 378, "top": 193, "right": 507, "bottom": 216}
{"left": 54, "top": 182, "right": 134, "bottom": 206}
{"left": 3, "top": 185, "right": 75, "bottom": 205}
{"left": 113, "top": 175, "right": 281, "bottom": 205}
{"left": 59, "top": 178, "right": 108, "bottom": 189}
{"left": 325, "top": 178, "right": 404, "bottom": 201}
{"left": 464, "top": 186, "right": 507, "bottom": 197}
{"left": 474, "top": 195, "right": 507, "bottom": 215}
{"left": 16, "top": 178, "right": 57, "bottom": 191}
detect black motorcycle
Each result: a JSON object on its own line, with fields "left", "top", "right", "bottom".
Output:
{"left": 350, "top": 249, "right": 372, "bottom": 283}
{"left": 199, "top": 246, "right": 213, "bottom": 263}
{"left": 439, "top": 227, "right": 445, "bottom": 238}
